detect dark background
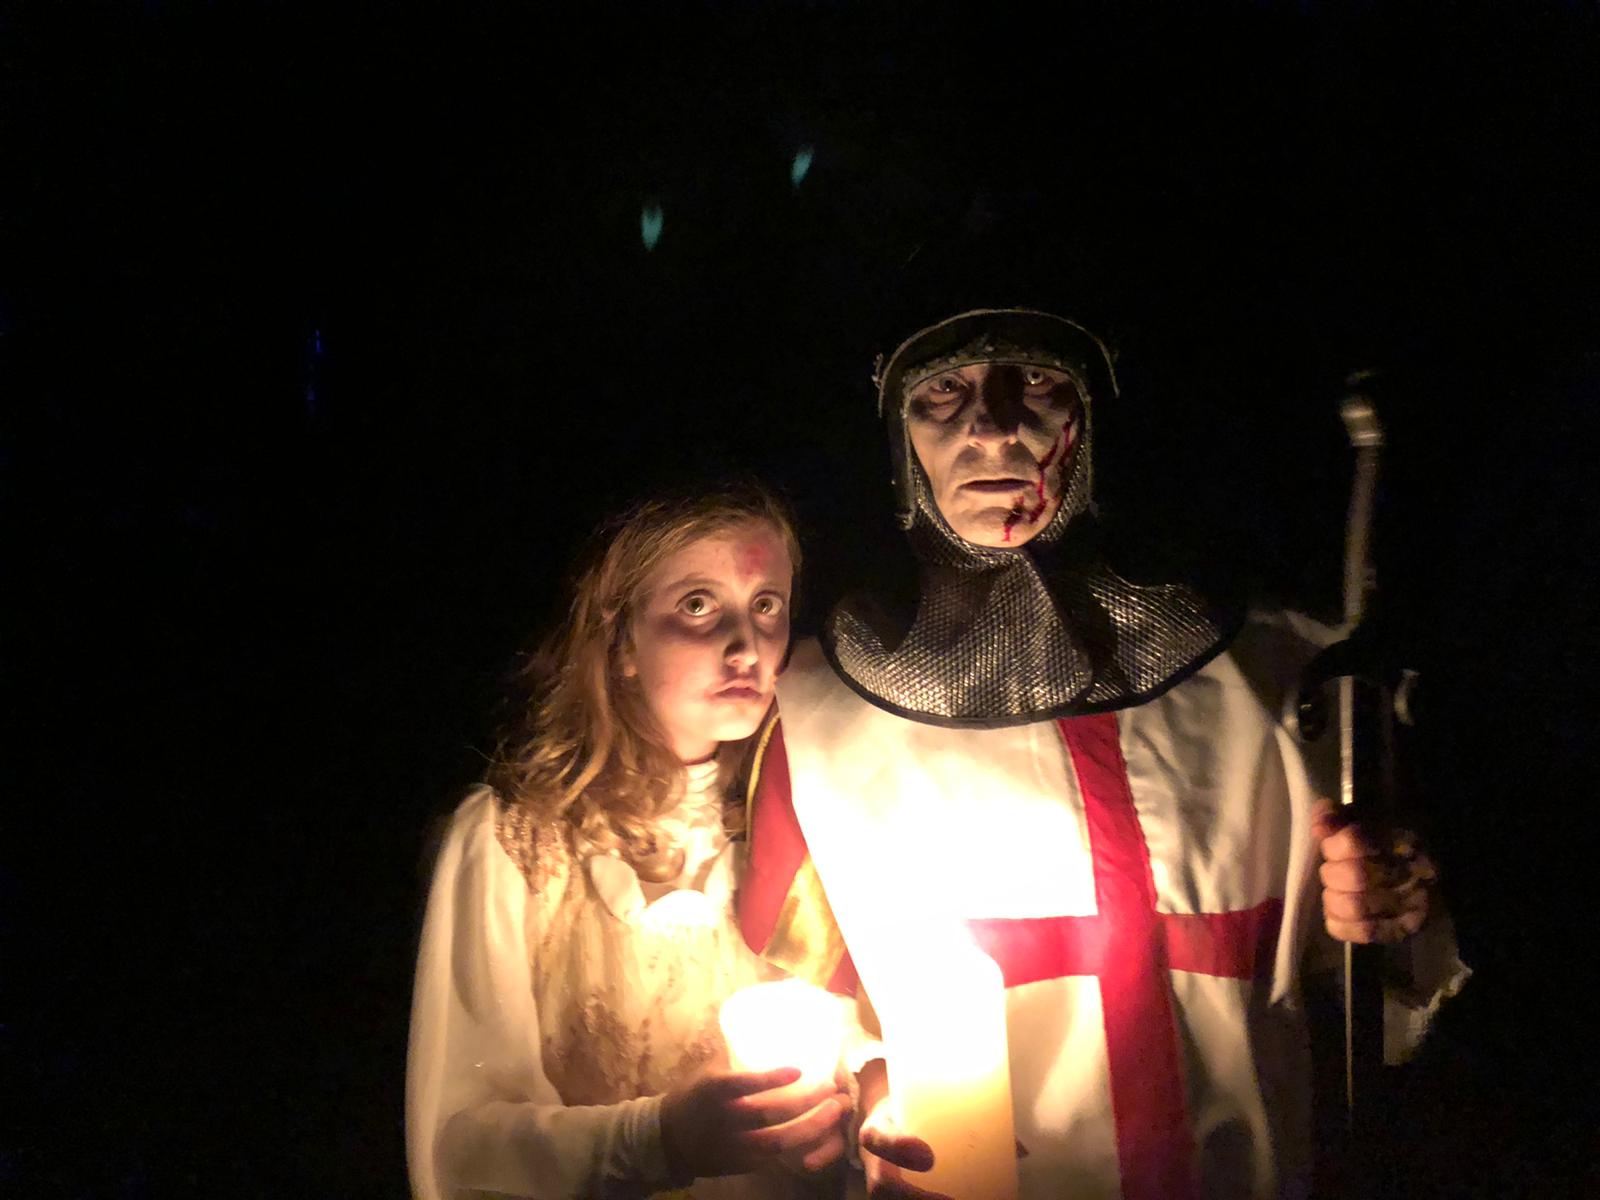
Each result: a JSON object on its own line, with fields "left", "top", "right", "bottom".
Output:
{"left": 6, "top": 2, "right": 1597, "bottom": 1196}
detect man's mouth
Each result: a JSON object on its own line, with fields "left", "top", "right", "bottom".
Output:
{"left": 960, "top": 477, "right": 1033, "bottom": 494}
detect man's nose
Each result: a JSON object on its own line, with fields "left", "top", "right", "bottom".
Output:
{"left": 969, "top": 371, "right": 1024, "bottom": 441}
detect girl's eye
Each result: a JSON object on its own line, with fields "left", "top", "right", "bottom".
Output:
{"left": 677, "top": 593, "right": 717, "bottom": 617}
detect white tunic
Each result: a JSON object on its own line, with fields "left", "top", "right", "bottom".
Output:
{"left": 406, "top": 761, "right": 824, "bottom": 1200}
{"left": 773, "top": 614, "right": 1467, "bottom": 1200}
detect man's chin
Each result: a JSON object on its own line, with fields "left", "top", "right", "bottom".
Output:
{"left": 946, "top": 503, "right": 1050, "bottom": 548}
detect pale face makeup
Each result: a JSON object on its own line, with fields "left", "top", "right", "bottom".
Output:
{"left": 904, "top": 362, "right": 1083, "bottom": 548}
{"left": 622, "top": 521, "right": 794, "bottom": 763}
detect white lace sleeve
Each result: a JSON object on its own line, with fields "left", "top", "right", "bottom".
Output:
{"left": 406, "top": 791, "right": 675, "bottom": 1200}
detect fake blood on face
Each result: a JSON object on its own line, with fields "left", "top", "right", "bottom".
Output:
{"left": 1001, "top": 422, "right": 1078, "bottom": 544}
{"left": 735, "top": 530, "right": 777, "bottom": 579}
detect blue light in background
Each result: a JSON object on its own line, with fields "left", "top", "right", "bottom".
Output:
{"left": 306, "top": 326, "right": 323, "bottom": 418}
{"left": 791, "top": 145, "right": 814, "bottom": 188}
{"left": 641, "top": 204, "right": 664, "bottom": 251}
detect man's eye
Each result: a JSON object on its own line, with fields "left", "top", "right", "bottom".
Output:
{"left": 677, "top": 593, "right": 717, "bottom": 617}
{"left": 1023, "top": 366, "right": 1055, "bottom": 387}
{"left": 911, "top": 376, "right": 966, "bottom": 417}
{"left": 752, "top": 594, "right": 786, "bottom": 617}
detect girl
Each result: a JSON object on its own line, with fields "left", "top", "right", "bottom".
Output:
{"left": 407, "top": 487, "right": 851, "bottom": 1200}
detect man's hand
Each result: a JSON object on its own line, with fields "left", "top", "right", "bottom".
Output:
{"left": 1312, "top": 799, "right": 1437, "bottom": 944}
{"left": 660, "top": 1067, "right": 852, "bottom": 1181}
{"left": 855, "top": 1059, "right": 951, "bottom": 1200}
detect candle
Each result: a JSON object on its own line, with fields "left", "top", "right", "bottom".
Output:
{"left": 718, "top": 978, "right": 849, "bottom": 1087}
{"left": 881, "top": 939, "right": 1017, "bottom": 1200}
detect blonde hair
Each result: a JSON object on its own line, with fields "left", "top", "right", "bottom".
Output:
{"left": 486, "top": 484, "right": 801, "bottom": 882}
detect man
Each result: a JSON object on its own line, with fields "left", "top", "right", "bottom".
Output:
{"left": 738, "top": 308, "right": 1467, "bottom": 1200}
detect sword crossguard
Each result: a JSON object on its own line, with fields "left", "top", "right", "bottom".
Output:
{"left": 1294, "top": 626, "right": 1421, "bottom": 742}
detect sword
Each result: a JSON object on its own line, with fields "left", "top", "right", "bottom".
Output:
{"left": 1296, "top": 372, "right": 1419, "bottom": 1129}
{"left": 1337, "top": 377, "right": 1384, "bottom": 1121}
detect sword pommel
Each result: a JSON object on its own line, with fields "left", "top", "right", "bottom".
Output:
{"left": 1340, "top": 371, "right": 1385, "bottom": 449}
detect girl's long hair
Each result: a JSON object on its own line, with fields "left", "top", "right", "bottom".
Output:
{"left": 486, "top": 484, "right": 801, "bottom": 882}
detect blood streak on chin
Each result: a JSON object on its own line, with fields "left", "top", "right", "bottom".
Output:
{"left": 1002, "top": 504, "right": 1021, "bottom": 543}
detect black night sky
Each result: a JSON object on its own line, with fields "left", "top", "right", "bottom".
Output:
{"left": 7, "top": 3, "right": 1598, "bottom": 1196}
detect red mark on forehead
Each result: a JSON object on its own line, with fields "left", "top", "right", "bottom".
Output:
{"left": 734, "top": 532, "right": 777, "bottom": 578}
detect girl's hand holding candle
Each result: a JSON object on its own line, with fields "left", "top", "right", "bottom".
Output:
{"left": 652, "top": 978, "right": 854, "bottom": 1181}
{"left": 659, "top": 1065, "right": 851, "bottom": 1180}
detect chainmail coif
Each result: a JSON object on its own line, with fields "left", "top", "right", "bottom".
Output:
{"left": 823, "top": 308, "right": 1238, "bottom": 729}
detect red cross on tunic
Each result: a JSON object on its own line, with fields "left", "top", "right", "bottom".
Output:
{"left": 739, "top": 713, "right": 1283, "bottom": 1200}
{"left": 964, "top": 715, "right": 1283, "bottom": 1200}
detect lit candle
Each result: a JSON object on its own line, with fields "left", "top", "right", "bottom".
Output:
{"left": 719, "top": 978, "right": 849, "bottom": 1087}
{"left": 880, "top": 939, "right": 1017, "bottom": 1200}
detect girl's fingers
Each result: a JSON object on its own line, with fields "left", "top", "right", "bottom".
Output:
{"left": 730, "top": 1080, "right": 844, "bottom": 1130}
{"left": 798, "top": 1128, "right": 849, "bottom": 1173}
{"left": 711, "top": 1066, "right": 803, "bottom": 1100}
{"left": 860, "top": 1126, "right": 936, "bottom": 1173}
{"left": 745, "top": 1095, "right": 849, "bottom": 1154}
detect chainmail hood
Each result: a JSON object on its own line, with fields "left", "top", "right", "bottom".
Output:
{"left": 824, "top": 308, "right": 1239, "bottom": 728}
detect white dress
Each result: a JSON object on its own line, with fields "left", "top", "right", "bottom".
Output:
{"left": 407, "top": 760, "right": 826, "bottom": 1200}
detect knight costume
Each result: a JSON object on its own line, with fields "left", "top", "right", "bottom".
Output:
{"left": 738, "top": 308, "right": 1467, "bottom": 1200}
